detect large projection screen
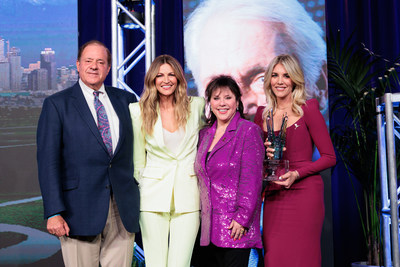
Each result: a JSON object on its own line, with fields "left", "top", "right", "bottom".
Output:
{"left": 0, "top": 1, "right": 78, "bottom": 266}
{"left": 183, "top": 0, "right": 327, "bottom": 121}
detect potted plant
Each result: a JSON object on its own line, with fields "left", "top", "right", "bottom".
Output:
{"left": 327, "top": 30, "right": 400, "bottom": 266}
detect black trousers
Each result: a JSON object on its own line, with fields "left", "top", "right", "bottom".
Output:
{"left": 193, "top": 242, "right": 251, "bottom": 267}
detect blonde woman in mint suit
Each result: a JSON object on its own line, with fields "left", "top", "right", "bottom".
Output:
{"left": 130, "top": 55, "right": 205, "bottom": 267}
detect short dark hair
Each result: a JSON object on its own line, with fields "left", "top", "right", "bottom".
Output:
{"left": 77, "top": 40, "right": 111, "bottom": 66}
{"left": 205, "top": 75, "right": 245, "bottom": 125}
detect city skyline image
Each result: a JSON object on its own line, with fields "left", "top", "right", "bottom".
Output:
{"left": 0, "top": 0, "right": 77, "bottom": 68}
{"left": 0, "top": 1, "right": 78, "bottom": 265}
{"left": 0, "top": 0, "right": 78, "bottom": 93}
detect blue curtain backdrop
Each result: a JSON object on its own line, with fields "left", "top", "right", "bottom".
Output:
{"left": 326, "top": 0, "right": 400, "bottom": 266}
{"left": 326, "top": 0, "right": 400, "bottom": 61}
{"left": 78, "top": 0, "right": 400, "bottom": 266}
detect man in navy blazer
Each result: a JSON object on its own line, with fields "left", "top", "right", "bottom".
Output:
{"left": 37, "top": 40, "right": 139, "bottom": 267}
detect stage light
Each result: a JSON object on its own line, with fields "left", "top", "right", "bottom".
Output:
{"left": 118, "top": 10, "right": 144, "bottom": 29}
{"left": 118, "top": 0, "right": 144, "bottom": 30}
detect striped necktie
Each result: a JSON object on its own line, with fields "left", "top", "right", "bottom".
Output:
{"left": 93, "top": 91, "right": 113, "bottom": 157}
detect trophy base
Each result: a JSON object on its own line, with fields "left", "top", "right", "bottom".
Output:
{"left": 263, "top": 159, "right": 289, "bottom": 182}
{"left": 264, "top": 174, "right": 281, "bottom": 182}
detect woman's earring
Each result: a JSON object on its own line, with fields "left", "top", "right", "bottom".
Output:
{"left": 236, "top": 107, "right": 239, "bottom": 111}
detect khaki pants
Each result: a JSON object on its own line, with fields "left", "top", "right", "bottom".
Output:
{"left": 60, "top": 197, "right": 135, "bottom": 267}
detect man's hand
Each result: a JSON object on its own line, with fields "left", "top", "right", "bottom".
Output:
{"left": 47, "top": 215, "right": 70, "bottom": 237}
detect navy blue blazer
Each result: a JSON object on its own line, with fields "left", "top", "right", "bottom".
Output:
{"left": 37, "top": 82, "right": 140, "bottom": 235}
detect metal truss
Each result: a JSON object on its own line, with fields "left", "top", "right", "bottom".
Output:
{"left": 110, "top": 0, "right": 155, "bottom": 263}
{"left": 111, "top": 0, "right": 155, "bottom": 98}
{"left": 376, "top": 93, "right": 400, "bottom": 267}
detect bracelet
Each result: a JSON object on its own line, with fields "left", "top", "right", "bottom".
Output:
{"left": 294, "top": 170, "right": 300, "bottom": 179}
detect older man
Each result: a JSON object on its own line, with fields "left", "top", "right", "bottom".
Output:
{"left": 37, "top": 40, "right": 139, "bottom": 267}
{"left": 184, "top": 0, "right": 327, "bottom": 118}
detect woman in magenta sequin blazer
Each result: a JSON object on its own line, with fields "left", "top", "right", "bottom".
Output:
{"left": 194, "top": 75, "right": 264, "bottom": 266}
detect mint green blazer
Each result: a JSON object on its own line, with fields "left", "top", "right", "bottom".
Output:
{"left": 129, "top": 97, "right": 205, "bottom": 213}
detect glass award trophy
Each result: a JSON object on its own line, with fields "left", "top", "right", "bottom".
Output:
{"left": 263, "top": 109, "right": 289, "bottom": 182}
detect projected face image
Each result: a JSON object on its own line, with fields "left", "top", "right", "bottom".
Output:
{"left": 196, "top": 18, "right": 288, "bottom": 117}
{"left": 185, "top": 0, "right": 328, "bottom": 119}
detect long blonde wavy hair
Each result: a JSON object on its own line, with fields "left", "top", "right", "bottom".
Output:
{"left": 139, "top": 55, "right": 190, "bottom": 135}
{"left": 262, "top": 54, "right": 308, "bottom": 120}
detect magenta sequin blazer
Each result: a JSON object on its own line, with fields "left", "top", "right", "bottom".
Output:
{"left": 194, "top": 112, "right": 264, "bottom": 248}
